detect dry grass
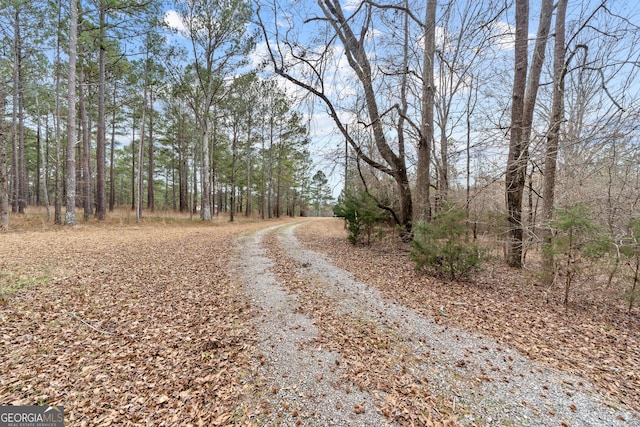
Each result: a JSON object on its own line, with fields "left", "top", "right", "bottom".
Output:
{"left": 2, "top": 206, "right": 266, "bottom": 231}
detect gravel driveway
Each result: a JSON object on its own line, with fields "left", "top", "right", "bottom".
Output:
{"left": 235, "top": 221, "right": 639, "bottom": 426}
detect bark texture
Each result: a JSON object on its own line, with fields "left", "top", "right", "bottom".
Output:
{"left": 415, "top": 0, "right": 437, "bottom": 224}
{"left": 505, "top": 0, "right": 554, "bottom": 267}
{"left": 542, "top": 0, "right": 568, "bottom": 282}
{"left": 65, "top": 0, "right": 78, "bottom": 225}
{"left": 0, "top": 81, "right": 8, "bottom": 230}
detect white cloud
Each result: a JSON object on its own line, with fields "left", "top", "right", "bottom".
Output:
{"left": 164, "top": 10, "right": 186, "bottom": 33}
{"left": 342, "top": 0, "right": 361, "bottom": 11}
{"left": 248, "top": 40, "right": 270, "bottom": 70}
{"left": 490, "top": 21, "right": 516, "bottom": 51}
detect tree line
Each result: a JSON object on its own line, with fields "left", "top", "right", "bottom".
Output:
{"left": 0, "top": 0, "right": 333, "bottom": 229}
{"left": 257, "top": 0, "right": 640, "bottom": 273}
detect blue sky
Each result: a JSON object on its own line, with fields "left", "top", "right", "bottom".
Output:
{"left": 161, "top": 0, "right": 640, "bottom": 198}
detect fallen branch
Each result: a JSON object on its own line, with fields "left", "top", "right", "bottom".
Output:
{"left": 68, "top": 312, "right": 114, "bottom": 335}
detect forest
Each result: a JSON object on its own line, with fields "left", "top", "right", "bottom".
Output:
{"left": 2, "top": 1, "right": 640, "bottom": 285}
{"left": 0, "top": 0, "right": 338, "bottom": 228}
{"left": 2, "top": 0, "right": 640, "bottom": 424}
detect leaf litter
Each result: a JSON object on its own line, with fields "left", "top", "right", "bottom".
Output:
{"left": 1, "top": 217, "right": 638, "bottom": 426}
{"left": 1, "top": 221, "right": 269, "bottom": 425}
{"left": 292, "top": 218, "right": 640, "bottom": 424}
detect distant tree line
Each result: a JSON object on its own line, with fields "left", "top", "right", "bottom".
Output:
{"left": 0, "top": 0, "right": 331, "bottom": 229}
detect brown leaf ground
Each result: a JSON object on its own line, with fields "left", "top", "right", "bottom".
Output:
{"left": 294, "top": 218, "right": 640, "bottom": 415}
{"left": 1, "top": 213, "right": 638, "bottom": 425}
{"left": 0, "top": 215, "right": 282, "bottom": 425}
{"left": 263, "top": 229, "right": 454, "bottom": 425}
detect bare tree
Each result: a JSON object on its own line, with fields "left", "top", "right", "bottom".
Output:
{"left": 505, "top": 0, "right": 554, "bottom": 267}
{"left": 415, "top": 0, "right": 436, "bottom": 223}
{"left": 541, "top": 0, "right": 568, "bottom": 282}
{"left": 431, "top": 1, "right": 499, "bottom": 212}
{"left": 256, "top": 0, "right": 418, "bottom": 229}
{"left": 505, "top": 0, "right": 530, "bottom": 267}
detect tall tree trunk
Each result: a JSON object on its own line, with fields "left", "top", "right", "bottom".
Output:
{"left": 171, "top": 155, "right": 176, "bottom": 210}
{"left": 54, "top": 0, "right": 63, "bottom": 224}
{"left": 522, "top": 0, "right": 554, "bottom": 144}
{"left": 267, "top": 124, "right": 274, "bottom": 219}
{"left": 78, "top": 40, "right": 92, "bottom": 221}
{"left": 245, "top": 153, "right": 251, "bottom": 217}
{"left": 96, "top": 6, "right": 107, "bottom": 220}
{"left": 230, "top": 125, "right": 237, "bottom": 222}
{"left": 542, "top": 0, "right": 568, "bottom": 283}
{"left": 137, "top": 66, "right": 148, "bottom": 222}
{"left": 42, "top": 116, "right": 51, "bottom": 221}
{"left": 260, "top": 124, "right": 266, "bottom": 219}
{"left": 245, "top": 116, "right": 252, "bottom": 217}
{"left": 36, "top": 123, "right": 41, "bottom": 206}
{"left": 66, "top": 0, "right": 78, "bottom": 225}
{"left": 130, "top": 115, "right": 136, "bottom": 211}
{"left": 109, "top": 82, "right": 117, "bottom": 211}
{"left": 0, "top": 80, "right": 8, "bottom": 230}
{"left": 11, "top": 8, "right": 21, "bottom": 214}
{"left": 396, "top": 0, "right": 410, "bottom": 224}
{"left": 147, "top": 88, "right": 155, "bottom": 212}
{"left": 465, "top": 74, "right": 477, "bottom": 232}
{"left": 505, "top": 0, "right": 529, "bottom": 267}
{"left": 436, "top": 117, "right": 449, "bottom": 213}
{"left": 178, "top": 116, "right": 188, "bottom": 212}
{"left": 505, "top": 0, "right": 554, "bottom": 267}
{"left": 275, "top": 143, "right": 282, "bottom": 219}
{"left": 210, "top": 113, "right": 216, "bottom": 216}
{"left": 192, "top": 145, "right": 197, "bottom": 217}
{"left": 17, "top": 17, "right": 26, "bottom": 213}
{"left": 416, "top": 0, "right": 437, "bottom": 224}
{"left": 200, "top": 121, "right": 212, "bottom": 220}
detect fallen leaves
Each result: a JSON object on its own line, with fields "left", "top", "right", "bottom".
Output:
{"left": 0, "top": 221, "right": 272, "bottom": 424}
{"left": 296, "top": 218, "right": 640, "bottom": 414}
{"left": 262, "top": 229, "right": 458, "bottom": 425}
{"left": 4, "top": 216, "right": 638, "bottom": 425}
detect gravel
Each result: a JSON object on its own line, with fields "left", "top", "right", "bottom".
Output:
{"left": 234, "top": 221, "right": 639, "bottom": 426}
{"left": 234, "top": 226, "right": 392, "bottom": 426}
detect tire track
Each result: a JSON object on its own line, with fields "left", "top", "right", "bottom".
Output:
{"left": 272, "top": 221, "right": 639, "bottom": 427}
{"left": 235, "top": 224, "right": 391, "bottom": 426}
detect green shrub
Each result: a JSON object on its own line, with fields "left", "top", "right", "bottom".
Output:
{"left": 619, "top": 218, "right": 640, "bottom": 312}
{"left": 333, "top": 191, "right": 387, "bottom": 245}
{"left": 546, "top": 204, "right": 608, "bottom": 306}
{"left": 410, "top": 206, "right": 484, "bottom": 280}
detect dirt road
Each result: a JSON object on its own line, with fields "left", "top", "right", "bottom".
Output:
{"left": 237, "top": 220, "right": 639, "bottom": 426}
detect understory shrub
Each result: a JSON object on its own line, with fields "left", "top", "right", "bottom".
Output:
{"left": 333, "top": 191, "right": 387, "bottom": 245}
{"left": 545, "top": 204, "right": 608, "bottom": 306}
{"left": 410, "top": 206, "right": 484, "bottom": 280}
